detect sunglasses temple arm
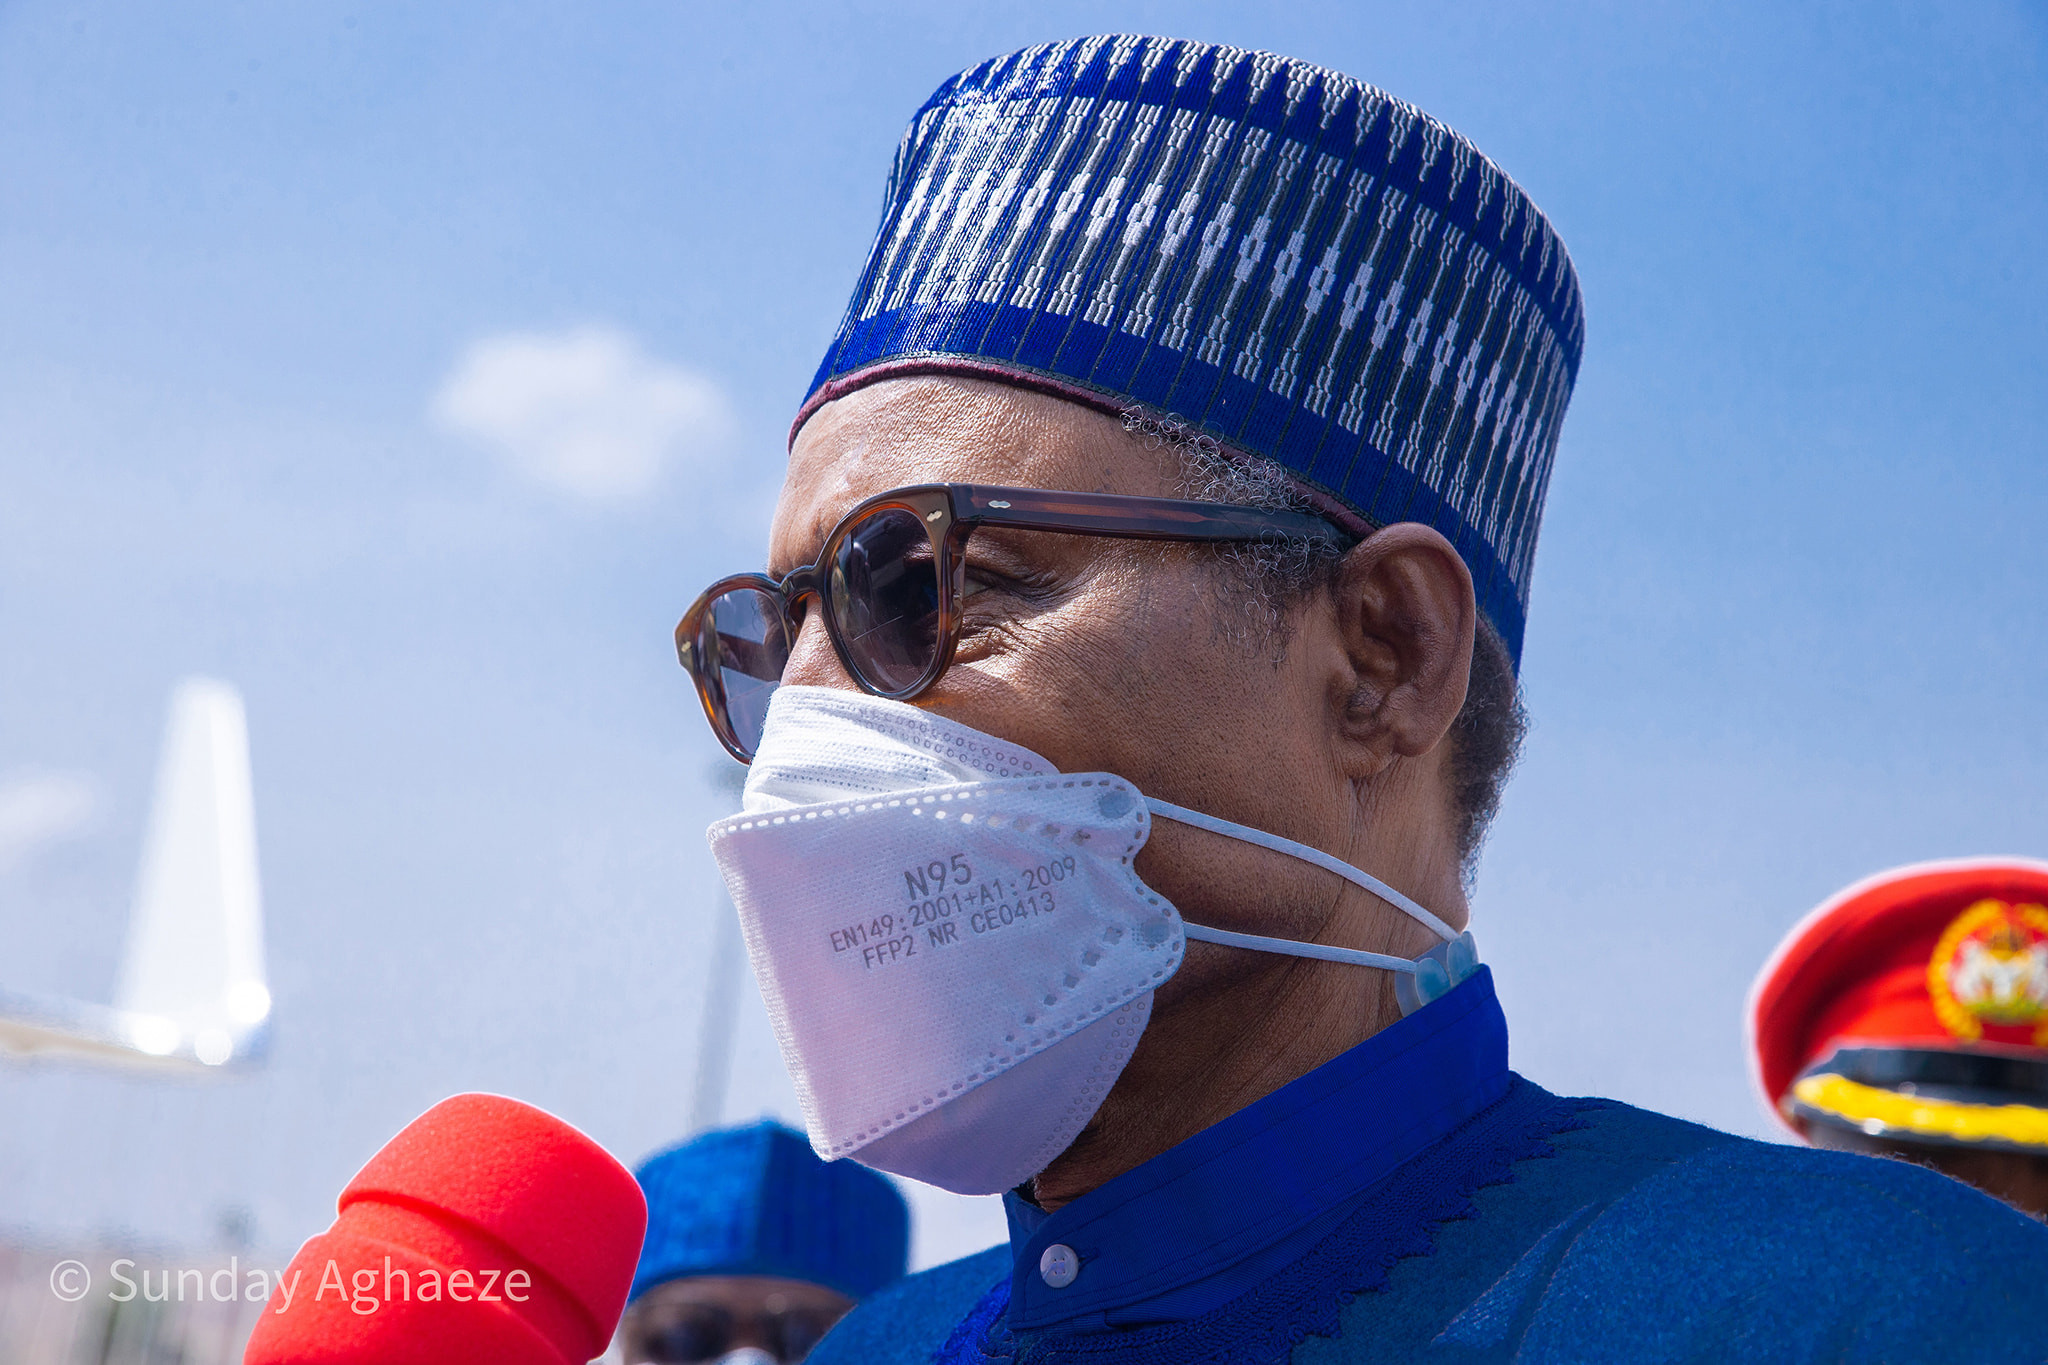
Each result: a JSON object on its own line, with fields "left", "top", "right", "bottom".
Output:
{"left": 950, "top": 485, "right": 1342, "bottom": 541}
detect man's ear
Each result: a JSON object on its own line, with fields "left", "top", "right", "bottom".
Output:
{"left": 1327, "top": 522, "right": 1475, "bottom": 774}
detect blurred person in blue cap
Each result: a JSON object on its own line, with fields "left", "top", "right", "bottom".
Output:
{"left": 617, "top": 1121, "right": 909, "bottom": 1365}
{"left": 675, "top": 35, "right": 2048, "bottom": 1363}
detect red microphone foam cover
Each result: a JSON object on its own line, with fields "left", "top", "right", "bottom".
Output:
{"left": 244, "top": 1093, "right": 648, "bottom": 1365}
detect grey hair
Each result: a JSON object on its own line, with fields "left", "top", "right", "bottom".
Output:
{"left": 1120, "top": 408, "right": 1347, "bottom": 650}
{"left": 1122, "top": 406, "right": 1529, "bottom": 873}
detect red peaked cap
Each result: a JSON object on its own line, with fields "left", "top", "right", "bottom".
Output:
{"left": 1748, "top": 859, "right": 2048, "bottom": 1128}
{"left": 243, "top": 1094, "right": 648, "bottom": 1365}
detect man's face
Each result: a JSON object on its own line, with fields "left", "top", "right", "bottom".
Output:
{"left": 618, "top": 1274, "right": 854, "bottom": 1364}
{"left": 774, "top": 375, "right": 1445, "bottom": 1019}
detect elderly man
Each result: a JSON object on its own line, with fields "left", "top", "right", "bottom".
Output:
{"left": 676, "top": 36, "right": 2048, "bottom": 1362}
{"left": 619, "top": 1121, "right": 908, "bottom": 1364}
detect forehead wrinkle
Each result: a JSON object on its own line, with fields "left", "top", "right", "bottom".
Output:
{"left": 770, "top": 456, "right": 869, "bottom": 573}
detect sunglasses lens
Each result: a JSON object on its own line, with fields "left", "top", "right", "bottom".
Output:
{"left": 636, "top": 1305, "right": 732, "bottom": 1363}
{"left": 702, "top": 586, "right": 791, "bottom": 757}
{"left": 828, "top": 506, "right": 942, "bottom": 693}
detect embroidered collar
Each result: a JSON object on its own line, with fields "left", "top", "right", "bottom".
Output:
{"left": 1000, "top": 968, "right": 1510, "bottom": 1331}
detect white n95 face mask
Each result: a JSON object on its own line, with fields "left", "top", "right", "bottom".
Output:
{"left": 707, "top": 685, "right": 1477, "bottom": 1195}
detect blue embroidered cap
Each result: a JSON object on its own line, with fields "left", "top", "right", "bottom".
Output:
{"left": 797, "top": 36, "right": 1584, "bottom": 667}
{"left": 631, "top": 1120, "right": 910, "bottom": 1303}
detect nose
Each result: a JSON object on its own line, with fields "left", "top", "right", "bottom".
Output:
{"left": 781, "top": 598, "right": 861, "bottom": 691}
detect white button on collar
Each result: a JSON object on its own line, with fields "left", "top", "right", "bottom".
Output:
{"left": 1038, "top": 1242, "right": 1079, "bottom": 1289}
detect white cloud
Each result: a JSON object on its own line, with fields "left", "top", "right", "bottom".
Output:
{"left": 0, "top": 770, "right": 99, "bottom": 875}
{"left": 430, "top": 325, "right": 734, "bottom": 502}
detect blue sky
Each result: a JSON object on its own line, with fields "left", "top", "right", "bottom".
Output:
{"left": 0, "top": 1, "right": 2043, "bottom": 1269}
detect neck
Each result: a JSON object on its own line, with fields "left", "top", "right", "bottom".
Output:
{"left": 1030, "top": 878, "right": 1466, "bottom": 1210}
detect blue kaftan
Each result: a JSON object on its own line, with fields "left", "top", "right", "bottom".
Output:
{"left": 810, "top": 969, "right": 2048, "bottom": 1364}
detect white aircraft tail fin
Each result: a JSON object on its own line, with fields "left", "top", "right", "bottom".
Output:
{"left": 0, "top": 677, "right": 271, "bottom": 1071}
{"left": 110, "top": 679, "right": 271, "bottom": 1064}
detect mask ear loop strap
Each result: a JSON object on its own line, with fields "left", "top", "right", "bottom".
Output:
{"left": 1180, "top": 921, "right": 1419, "bottom": 973}
{"left": 1144, "top": 797, "right": 1460, "bottom": 943}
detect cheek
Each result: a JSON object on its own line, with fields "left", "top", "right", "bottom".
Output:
{"left": 961, "top": 565, "right": 1248, "bottom": 774}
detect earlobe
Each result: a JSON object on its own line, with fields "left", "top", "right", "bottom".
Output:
{"left": 1329, "top": 523, "right": 1476, "bottom": 764}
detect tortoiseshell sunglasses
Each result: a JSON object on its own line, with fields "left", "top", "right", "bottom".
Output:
{"left": 676, "top": 483, "right": 1349, "bottom": 762}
